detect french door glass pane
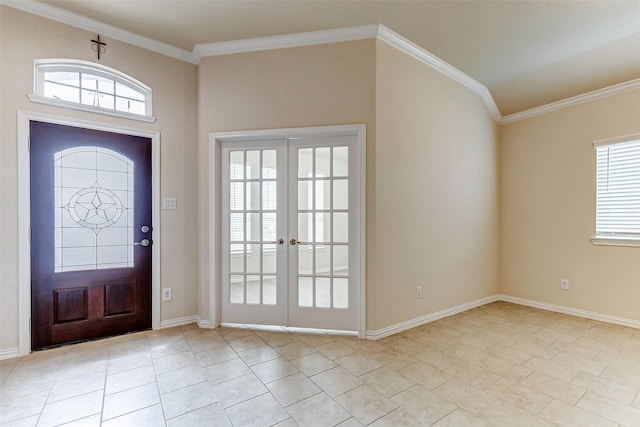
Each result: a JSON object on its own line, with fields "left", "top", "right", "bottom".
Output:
{"left": 227, "top": 149, "right": 279, "bottom": 306}
{"left": 296, "top": 146, "right": 350, "bottom": 309}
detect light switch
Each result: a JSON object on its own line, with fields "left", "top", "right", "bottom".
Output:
{"left": 163, "top": 197, "right": 177, "bottom": 210}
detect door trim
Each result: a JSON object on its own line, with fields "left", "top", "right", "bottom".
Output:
{"left": 209, "top": 124, "right": 366, "bottom": 338}
{"left": 17, "top": 110, "right": 161, "bottom": 355}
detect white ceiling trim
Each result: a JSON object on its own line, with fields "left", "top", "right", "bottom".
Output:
{"left": 499, "top": 77, "right": 640, "bottom": 125}
{"left": 0, "top": 0, "right": 199, "bottom": 64}
{"left": 375, "top": 26, "right": 502, "bottom": 122}
{"left": 194, "top": 24, "right": 379, "bottom": 57}
{"left": 4, "top": 0, "right": 640, "bottom": 124}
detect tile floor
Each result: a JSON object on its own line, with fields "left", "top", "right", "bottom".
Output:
{"left": 2, "top": 301, "right": 640, "bottom": 426}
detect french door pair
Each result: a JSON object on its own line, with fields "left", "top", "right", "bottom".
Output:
{"left": 220, "top": 134, "right": 359, "bottom": 331}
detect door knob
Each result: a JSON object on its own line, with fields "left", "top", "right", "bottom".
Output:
{"left": 134, "top": 238, "right": 150, "bottom": 247}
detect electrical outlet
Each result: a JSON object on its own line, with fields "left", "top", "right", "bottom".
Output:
{"left": 416, "top": 286, "right": 422, "bottom": 298}
{"left": 162, "top": 288, "right": 172, "bottom": 301}
{"left": 560, "top": 279, "right": 569, "bottom": 290}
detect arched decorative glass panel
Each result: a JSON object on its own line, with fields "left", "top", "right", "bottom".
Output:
{"left": 54, "top": 146, "right": 135, "bottom": 272}
{"left": 30, "top": 59, "right": 155, "bottom": 122}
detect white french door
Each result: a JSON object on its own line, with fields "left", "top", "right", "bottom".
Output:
{"left": 220, "top": 132, "right": 361, "bottom": 332}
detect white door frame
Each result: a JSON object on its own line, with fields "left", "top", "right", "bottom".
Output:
{"left": 17, "top": 110, "right": 162, "bottom": 356}
{"left": 210, "top": 124, "right": 366, "bottom": 338}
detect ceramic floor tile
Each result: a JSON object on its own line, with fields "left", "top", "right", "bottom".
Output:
{"left": 166, "top": 403, "right": 231, "bottom": 427}
{"left": 286, "top": 392, "right": 351, "bottom": 427}
{"left": 101, "top": 403, "right": 166, "bottom": 427}
{"left": 251, "top": 357, "right": 299, "bottom": 384}
{"left": 368, "top": 408, "right": 421, "bottom": 427}
{"left": 47, "top": 371, "right": 105, "bottom": 403}
{"left": 237, "top": 345, "right": 281, "bottom": 366}
{"left": 161, "top": 381, "right": 219, "bottom": 419}
{"left": 485, "top": 378, "right": 551, "bottom": 414}
{"left": 226, "top": 334, "right": 266, "bottom": 352}
{"left": 367, "top": 349, "right": 418, "bottom": 371}
{"left": 275, "top": 342, "right": 317, "bottom": 361}
{"left": 186, "top": 334, "right": 227, "bottom": 353}
{"left": 105, "top": 364, "right": 157, "bottom": 395}
{"left": 539, "top": 399, "right": 617, "bottom": 427}
{"left": 476, "top": 355, "right": 533, "bottom": 383}
{"left": 266, "top": 372, "right": 321, "bottom": 406}
{"left": 203, "top": 358, "right": 250, "bottom": 385}
{"left": 153, "top": 350, "right": 197, "bottom": 374}
{"left": 102, "top": 381, "right": 160, "bottom": 421}
{"left": 37, "top": 390, "right": 103, "bottom": 427}
{"left": 390, "top": 385, "right": 456, "bottom": 425}
{"left": 107, "top": 352, "right": 153, "bottom": 374}
{"left": 290, "top": 352, "right": 337, "bottom": 376}
{"left": 0, "top": 415, "right": 39, "bottom": 427}
{"left": 213, "top": 373, "right": 267, "bottom": 408}
{"left": 310, "top": 366, "right": 363, "bottom": 397}
{"left": 335, "top": 385, "right": 398, "bottom": 425}
{"left": 433, "top": 379, "right": 498, "bottom": 415}
{"left": 521, "top": 371, "right": 586, "bottom": 404}
{"left": 575, "top": 390, "right": 640, "bottom": 426}
{"left": 478, "top": 398, "right": 556, "bottom": 427}
{"left": 157, "top": 364, "right": 207, "bottom": 394}
{"left": 315, "top": 341, "right": 357, "bottom": 360}
{"left": 432, "top": 408, "right": 490, "bottom": 427}
{"left": 335, "top": 353, "right": 383, "bottom": 376}
{"left": 571, "top": 371, "right": 637, "bottom": 404}
{"left": 195, "top": 344, "right": 238, "bottom": 367}
{"left": 359, "top": 366, "right": 415, "bottom": 398}
{"left": 399, "top": 361, "right": 452, "bottom": 390}
{"left": 225, "top": 393, "right": 289, "bottom": 427}
{"left": 273, "top": 418, "right": 301, "bottom": 427}
{"left": 0, "top": 392, "right": 47, "bottom": 424}
{"left": 59, "top": 414, "right": 102, "bottom": 426}
{"left": 6, "top": 302, "right": 640, "bottom": 427}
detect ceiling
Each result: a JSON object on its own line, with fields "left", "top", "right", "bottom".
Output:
{"left": 34, "top": 0, "right": 640, "bottom": 116}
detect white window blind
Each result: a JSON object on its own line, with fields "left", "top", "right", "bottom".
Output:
{"left": 595, "top": 138, "right": 640, "bottom": 238}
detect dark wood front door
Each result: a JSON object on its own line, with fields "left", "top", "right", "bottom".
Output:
{"left": 30, "top": 121, "right": 152, "bottom": 350}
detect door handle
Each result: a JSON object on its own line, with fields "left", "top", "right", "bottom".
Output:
{"left": 290, "top": 239, "right": 299, "bottom": 245}
{"left": 134, "top": 238, "right": 151, "bottom": 247}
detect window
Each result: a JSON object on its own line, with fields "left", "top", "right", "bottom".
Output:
{"left": 593, "top": 136, "right": 640, "bottom": 246}
{"left": 29, "top": 59, "right": 155, "bottom": 123}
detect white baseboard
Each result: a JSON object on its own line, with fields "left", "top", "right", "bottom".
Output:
{"left": 365, "top": 295, "right": 500, "bottom": 340}
{"left": 197, "top": 319, "right": 218, "bottom": 329}
{"left": 365, "top": 293, "right": 640, "bottom": 341}
{"left": 159, "top": 315, "right": 199, "bottom": 329}
{"left": 0, "top": 347, "right": 20, "bottom": 360}
{"left": 498, "top": 294, "right": 640, "bottom": 330}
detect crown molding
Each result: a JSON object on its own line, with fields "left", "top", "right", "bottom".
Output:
{"left": 5, "top": 1, "right": 639, "bottom": 125}
{"left": 375, "top": 26, "right": 503, "bottom": 122}
{"left": 0, "top": 0, "right": 199, "bottom": 64}
{"left": 500, "top": 77, "right": 640, "bottom": 125}
{"left": 194, "top": 24, "right": 380, "bottom": 57}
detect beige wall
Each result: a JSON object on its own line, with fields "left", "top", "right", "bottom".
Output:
{"left": 500, "top": 88, "right": 640, "bottom": 320}
{"left": 0, "top": 7, "right": 199, "bottom": 352}
{"left": 372, "top": 41, "right": 500, "bottom": 330}
{"left": 198, "top": 39, "right": 500, "bottom": 332}
{"left": 197, "top": 40, "right": 377, "bottom": 325}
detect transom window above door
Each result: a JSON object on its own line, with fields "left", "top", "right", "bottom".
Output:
{"left": 29, "top": 59, "right": 155, "bottom": 123}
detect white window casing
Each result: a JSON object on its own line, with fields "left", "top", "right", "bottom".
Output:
{"left": 592, "top": 135, "right": 640, "bottom": 247}
{"left": 29, "top": 59, "right": 156, "bottom": 123}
